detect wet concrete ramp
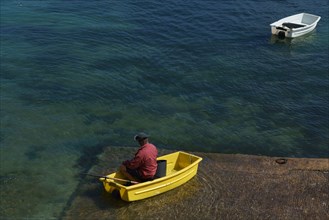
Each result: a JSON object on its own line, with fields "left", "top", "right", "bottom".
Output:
{"left": 62, "top": 147, "right": 329, "bottom": 220}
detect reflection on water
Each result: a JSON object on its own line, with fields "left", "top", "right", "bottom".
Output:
{"left": 269, "top": 34, "right": 293, "bottom": 45}
{"left": 269, "top": 30, "right": 317, "bottom": 46}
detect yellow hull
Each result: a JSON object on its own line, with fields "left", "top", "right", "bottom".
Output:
{"left": 100, "top": 151, "right": 202, "bottom": 202}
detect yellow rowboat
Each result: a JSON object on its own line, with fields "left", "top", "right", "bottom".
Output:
{"left": 100, "top": 151, "right": 202, "bottom": 202}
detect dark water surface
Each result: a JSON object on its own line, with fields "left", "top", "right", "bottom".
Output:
{"left": 1, "top": 0, "right": 328, "bottom": 218}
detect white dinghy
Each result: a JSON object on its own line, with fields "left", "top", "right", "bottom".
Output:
{"left": 270, "top": 13, "right": 321, "bottom": 39}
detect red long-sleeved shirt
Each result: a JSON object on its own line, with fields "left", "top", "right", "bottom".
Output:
{"left": 123, "top": 143, "right": 158, "bottom": 179}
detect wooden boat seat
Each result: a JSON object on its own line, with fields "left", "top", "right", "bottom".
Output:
{"left": 282, "top": 22, "right": 306, "bottom": 29}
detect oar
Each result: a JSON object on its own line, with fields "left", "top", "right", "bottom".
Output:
{"left": 82, "top": 173, "right": 139, "bottom": 184}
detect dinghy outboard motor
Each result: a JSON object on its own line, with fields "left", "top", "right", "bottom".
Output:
{"left": 276, "top": 26, "right": 287, "bottom": 39}
{"left": 278, "top": 31, "right": 285, "bottom": 39}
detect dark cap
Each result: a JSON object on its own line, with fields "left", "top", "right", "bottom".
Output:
{"left": 134, "top": 132, "right": 149, "bottom": 141}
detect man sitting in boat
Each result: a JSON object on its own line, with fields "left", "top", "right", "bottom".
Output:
{"left": 119, "top": 132, "right": 158, "bottom": 183}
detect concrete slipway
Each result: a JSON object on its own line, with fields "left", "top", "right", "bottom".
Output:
{"left": 62, "top": 147, "right": 328, "bottom": 220}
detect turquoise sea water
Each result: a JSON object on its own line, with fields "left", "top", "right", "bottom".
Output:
{"left": 1, "top": 0, "right": 328, "bottom": 218}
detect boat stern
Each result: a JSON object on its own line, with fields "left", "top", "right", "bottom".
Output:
{"left": 100, "top": 175, "right": 129, "bottom": 200}
{"left": 270, "top": 23, "right": 292, "bottom": 39}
